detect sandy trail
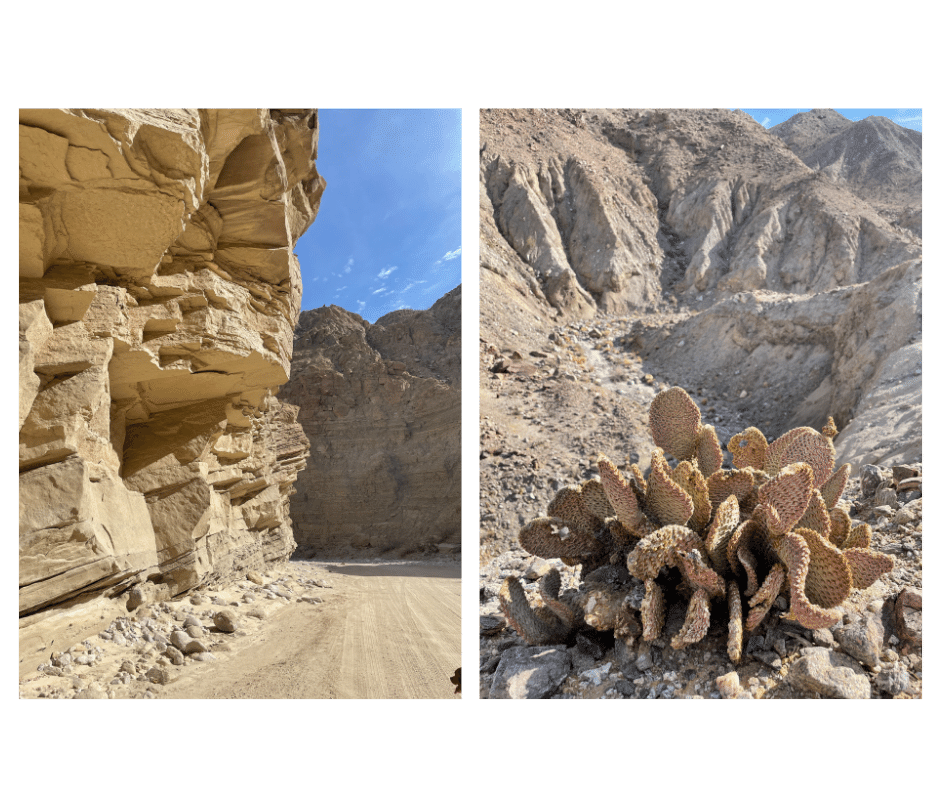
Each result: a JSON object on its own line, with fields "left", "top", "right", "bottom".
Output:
{"left": 161, "top": 561, "right": 461, "bottom": 699}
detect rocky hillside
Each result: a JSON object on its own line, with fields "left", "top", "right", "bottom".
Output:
{"left": 19, "top": 108, "right": 324, "bottom": 672}
{"left": 281, "top": 287, "right": 461, "bottom": 557}
{"left": 480, "top": 108, "right": 921, "bottom": 472}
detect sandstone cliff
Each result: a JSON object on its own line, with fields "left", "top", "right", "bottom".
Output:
{"left": 480, "top": 108, "right": 921, "bottom": 470}
{"left": 19, "top": 109, "right": 324, "bottom": 664}
{"left": 281, "top": 288, "right": 461, "bottom": 557}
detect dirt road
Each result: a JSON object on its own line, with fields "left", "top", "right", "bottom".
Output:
{"left": 161, "top": 561, "right": 461, "bottom": 699}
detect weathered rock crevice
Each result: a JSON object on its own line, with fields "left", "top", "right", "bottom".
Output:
{"left": 19, "top": 109, "right": 324, "bottom": 663}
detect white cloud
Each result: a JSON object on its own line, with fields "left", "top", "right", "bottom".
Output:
{"left": 399, "top": 279, "right": 427, "bottom": 294}
{"left": 344, "top": 258, "right": 354, "bottom": 274}
{"left": 762, "top": 117, "right": 771, "bottom": 128}
{"left": 377, "top": 266, "right": 397, "bottom": 279}
{"left": 356, "top": 300, "right": 366, "bottom": 311}
{"left": 435, "top": 247, "right": 462, "bottom": 265}
{"left": 336, "top": 286, "right": 347, "bottom": 292}
{"left": 372, "top": 287, "right": 387, "bottom": 295}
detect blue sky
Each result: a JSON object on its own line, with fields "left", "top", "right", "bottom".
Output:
{"left": 294, "top": 109, "right": 461, "bottom": 323}
{"left": 737, "top": 108, "right": 922, "bottom": 132}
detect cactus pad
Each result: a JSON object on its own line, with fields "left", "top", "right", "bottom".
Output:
{"left": 649, "top": 386, "right": 702, "bottom": 461}
{"left": 844, "top": 548, "right": 895, "bottom": 589}
{"left": 819, "top": 464, "right": 850, "bottom": 510}
{"left": 728, "top": 582, "right": 743, "bottom": 663}
{"left": 696, "top": 424, "right": 723, "bottom": 478}
{"left": 728, "top": 426, "right": 768, "bottom": 470}
{"left": 627, "top": 525, "right": 705, "bottom": 580}
{"left": 671, "top": 587, "right": 712, "bottom": 650}
{"left": 758, "top": 462, "right": 814, "bottom": 535}
{"left": 499, "top": 576, "right": 572, "bottom": 645}
{"left": 647, "top": 449, "right": 694, "bottom": 526}
{"left": 597, "top": 454, "right": 643, "bottom": 532}
{"left": 518, "top": 517, "right": 603, "bottom": 565}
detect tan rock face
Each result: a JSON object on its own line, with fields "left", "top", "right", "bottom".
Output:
{"left": 281, "top": 288, "right": 461, "bottom": 557}
{"left": 19, "top": 110, "right": 323, "bottom": 638}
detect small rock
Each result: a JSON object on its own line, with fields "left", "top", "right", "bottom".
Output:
{"left": 246, "top": 570, "right": 264, "bottom": 585}
{"left": 213, "top": 610, "right": 239, "bottom": 633}
{"left": 145, "top": 666, "right": 170, "bottom": 686}
{"left": 788, "top": 647, "right": 870, "bottom": 699}
{"left": 614, "top": 679, "right": 637, "bottom": 698}
{"left": 860, "top": 465, "right": 885, "bottom": 498}
{"left": 189, "top": 594, "right": 207, "bottom": 606}
{"left": 185, "top": 626, "right": 204, "bottom": 639}
{"left": 169, "top": 630, "right": 193, "bottom": 652}
{"left": 715, "top": 671, "right": 742, "bottom": 699}
{"left": 126, "top": 586, "right": 147, "bottom": 612}
{"left": 488, "top": 646, "right": 572, "bottom": 699}
{"left": 895, "top": 587, "right": 922, "bottom": 646}
{"left": 183, "top": 615, "right": 201, "bottom": 629}
{"left": 834, "top": 613, "right": 883, "bottom": 668}
{"left": 190, "top": 652, "right": 216, "bottom": 662}
{"left": 522, "top": 558, "right": 552, "bottom": 580}
{"left": 580, "top": 662, "right": 612, "bottom": 686}
{"left": 892, "top": 465, "right": 919, "bottom": 484}
{"left": 874, "top": 662, "right": 910, "bottom": 696}
{"left": 163, "top": 646, "right": 185, "bottom": 666}
{"left": 811, "top": 628, "right": 835, "bottom": 647}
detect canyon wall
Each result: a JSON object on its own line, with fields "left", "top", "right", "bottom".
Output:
{"left": 19, "top": 109, "right": 324, "bottom": 663}
{"left": 281, "top": 288, "right": 461, "bottom": 557}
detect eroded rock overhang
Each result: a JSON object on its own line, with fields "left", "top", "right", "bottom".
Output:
{"left": 19, "top": 109, "right": 324, "bottom": 628}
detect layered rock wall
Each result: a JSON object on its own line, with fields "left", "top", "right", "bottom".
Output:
{"left": 281, "top": 288, "right": 461, "bottom": 556}
{"left": 19, "top": 109, "right": 324, "bottom": 657}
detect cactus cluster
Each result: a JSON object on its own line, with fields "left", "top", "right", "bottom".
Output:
{"left": 499, "top": 387, "right": 895, "bottom": 663}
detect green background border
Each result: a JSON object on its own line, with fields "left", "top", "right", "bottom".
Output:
{"left": 2, "top": 0, "right": 936, "bottom": 785}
